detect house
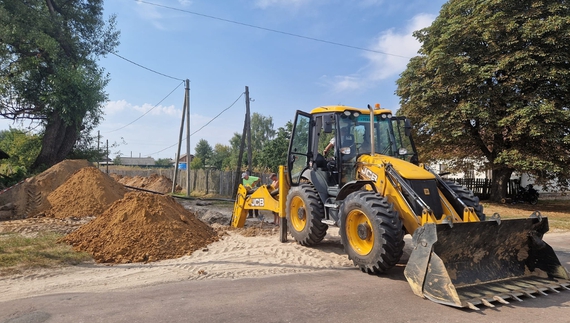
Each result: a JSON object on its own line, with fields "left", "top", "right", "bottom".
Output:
{"left": 118, "top": 157, "right": 155, "bottom": 167}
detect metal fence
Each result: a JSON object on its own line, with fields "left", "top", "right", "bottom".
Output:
{"left": 448, "top": 178, "right": 519, "bottom": 200}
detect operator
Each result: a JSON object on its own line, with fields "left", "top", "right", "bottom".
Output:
{"left": 242, "top": 172, "right": 260, "bottom": 218}
{"left": 323, "top": 126, "right": 353, "bottom": 157}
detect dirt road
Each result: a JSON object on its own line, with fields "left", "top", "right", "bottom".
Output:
{"left": 0, "top": 232, "right": 568, "bottom": 323}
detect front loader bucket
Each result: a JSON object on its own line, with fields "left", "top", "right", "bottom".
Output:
{"left": 404, "top": 216, "right": 570, "bottom": 310}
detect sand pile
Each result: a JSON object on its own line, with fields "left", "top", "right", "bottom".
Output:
{"left": 59, "top": 191, "right": 219, "bottom": 263}
{"left": 111, "top": 173, "right": 181, "bottom": 194}
{"left": 46, "top": 167, "right": 127, "bottom": 219}
{"left": 0, "top": 160, "right": 93, "bottom": 219}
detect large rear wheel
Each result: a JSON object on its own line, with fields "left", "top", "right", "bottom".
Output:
{"left": 340, "top": 191, "right": 404, "bottom": 274}
{"left": 286, "top": 184, "right": 328, "bottom": 246}
{"left": 444, "top": 180, "right": 485, "bottom": 221}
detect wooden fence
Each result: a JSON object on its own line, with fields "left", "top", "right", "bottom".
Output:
{"left": 103, "top": 167, "right": 274, "bottom": 197}
{"left": 104, "top": 167, "right": 517, "bottom": 200}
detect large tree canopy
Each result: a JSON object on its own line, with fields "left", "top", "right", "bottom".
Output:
{"left": 396, "top": 0, "right": 570, "bottom": 201}
{"left": 0, "top": 0, "right": 119, "bottom": 171}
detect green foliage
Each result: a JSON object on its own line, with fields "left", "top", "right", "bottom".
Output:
{"left": 190, "top": 156, "right": 203, "bottom": 170}
{"left": 258, "top": 122, "right": 292, "bottom": 172}
{"left": 155, "top": 158, "right": 173, "bottom": 167}
{"left": 0, "top": 0, "right": 120, "bottom": 170}
{"left": 0, "top": 128, "right": 40, "bottom": 187}
{"left": 0, "top": 129, "right": 41, "bottom": 168}
{"left": 211, "top": 143, "right": 232, "bottom": 170}
{"left": 113, "top": 155, "right": 122, "bottom": 165}
{"left": 396, "top": 0, "right": 570, "bottom": 197}
{"left": 194, "top": 139, "right": 213, "bottom": 167}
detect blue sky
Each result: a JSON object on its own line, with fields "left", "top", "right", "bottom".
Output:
{"left": 8, "top": 0, "right": 449, "bottom": 160}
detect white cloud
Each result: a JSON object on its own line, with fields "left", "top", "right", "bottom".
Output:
{"left": 255, "top": 0, "right": 313, "bottom": 9}
{"left": 365, "top": 13, "right": 434, "bottom": 80}
{"left": 327, "top": 13, "right": 435, "bottom": 93}
{"left": 104, "top": 99, "right": 130, "bottom": 115}
{"left": 133, "top": 103, "right": 179, "bottom": 116}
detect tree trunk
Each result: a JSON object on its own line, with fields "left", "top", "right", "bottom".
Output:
{"left": 489, "top": 167, "right": 514, "bottom": 202}
{"left": 31, "top": 111, "right": 81, "bottom": 171}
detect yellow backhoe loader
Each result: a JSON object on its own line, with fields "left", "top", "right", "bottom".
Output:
{"left": 231, "top": 104, "right": 570, "bottom": 310}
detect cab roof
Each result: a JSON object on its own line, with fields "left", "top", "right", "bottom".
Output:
{"left": 310, "top": 105, "right": 392, "bottom": 115}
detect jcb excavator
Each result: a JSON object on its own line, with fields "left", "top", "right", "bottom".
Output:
{"left": 232, "top": 104, "right": 570, "bottom": 310}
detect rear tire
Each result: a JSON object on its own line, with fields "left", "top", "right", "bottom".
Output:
{"left": 444, "top": 180, "right": 486, "bottom": 221}
{"left": 286, "top": 184, "right": 328, "bottom": 246}
{"left": 339, "top": 191, "right": 404, "bottom": 274}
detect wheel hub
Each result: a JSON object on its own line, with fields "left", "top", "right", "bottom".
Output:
{"left": 357, "top": 223, "right": 371, "bottom": 240}
{"left": 297, "top": 207, "right": 306, "bottom": 221}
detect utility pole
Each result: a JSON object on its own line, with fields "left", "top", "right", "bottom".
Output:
{"left": 233, "top": 86, "right": 249, "bottom": 199}
{"left": 245, "top": 86, "right": 252, "bottom": 175}
{"left": 185, "top": 79, "right": 191, "bottom": 197}
{"left": 172, "top": 83, "right": 189, "bottom": 194}
{"left": 97, "top": 130, "right": 100, "bottom": 169}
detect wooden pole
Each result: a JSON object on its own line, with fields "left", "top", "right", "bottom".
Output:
{"left": 172, "top": 81, "right": 188, "bottom": 194}
{"left": 185, "top": 79, "right": 191, "bottom": 197}
{"left": 232, "top": 86, "right": 249, "bottom": 199}
{"left": 245, "top": 86, "right": 252, "bottom": 174}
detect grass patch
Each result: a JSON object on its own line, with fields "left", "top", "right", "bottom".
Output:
{"left": 0, "top": 232, "right": 92, "bottom": 276}
{"left": 481, "top": 199, "right": 570, "bottom": 231}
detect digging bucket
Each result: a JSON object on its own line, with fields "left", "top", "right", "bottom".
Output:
{"left": 404, "top": 214, "right": 570, "bottom": 310}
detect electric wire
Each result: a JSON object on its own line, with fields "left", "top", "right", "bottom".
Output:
{"left": 144, "top": 91, "right": 245, "bottom": 156}
{"left": 111, "top": 52, "right": 185, "bottom": 81}
{"left": 136, "top": 0, "right": 411, "bottom": 59}
{"left": 106, "top": 80, "right": 184, "bottom": 133}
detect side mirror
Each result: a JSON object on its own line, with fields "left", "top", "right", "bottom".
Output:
{"left": 404, "top": 119, "right": 412, "bottom": 137}
{"left": 323, "top": 114, "right": 334, "bottom": 133}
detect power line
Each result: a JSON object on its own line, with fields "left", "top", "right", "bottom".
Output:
{"left": 106, "top": 80, "right": 185, "bottom": 133}
{"left": 145, "top": 91, "right": 245, "bottom": 156}
{"left": 136, "top": 0, "right": 411, "bottom": 59}
{"left": 111, "top": 52, "right": 185, "bottom": 81}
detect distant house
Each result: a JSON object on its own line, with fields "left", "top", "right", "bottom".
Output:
{"left": 176, "top": 153, "right": 194, "bottom": 164}
{"left": 119, "top": 157, "right": 155, "bottom": 167}
{"left": 173, "top": 153, "right": 193, "bottom": 170}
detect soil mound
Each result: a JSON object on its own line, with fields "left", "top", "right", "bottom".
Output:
{"left": 0, "top": 160, "right": 93, "bottom": 219}
{"left": 111, "top": 173, "right": 180, "bottom": 194}
{"left": 46, "top": 167, "right": 127, "bottom": 219}
{"left": 59, "top": 192, "right": 219, "bottom": 263}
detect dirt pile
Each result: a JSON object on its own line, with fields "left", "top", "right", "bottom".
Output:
{"left": 59, "top": 191, "right": 219, "bottom": 263}
{"left": 111, "top": 173, "right": 181, "bottom": 194}
{"left": 0, "top": 160, "right": 93, "bottom": 219}
{"left": 46, "top": 167, "right": 127, "bottom": 219}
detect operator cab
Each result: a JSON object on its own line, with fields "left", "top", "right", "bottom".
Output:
{"left": 287, "top": 105, "right": 418, "bottom": 194}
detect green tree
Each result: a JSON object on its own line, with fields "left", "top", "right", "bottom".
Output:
{"left": 113, "top": 155, "right": 122, "bottom": 165}
{"left": 258, "top": 121, "right": 292, "bottom": 172}
{"left": 0, "top": 128, "right": 42, "bottom": 168}
{"left": 194, "top": 139, "right": 213, "bottom": 169}
{"left": 0, "top": 0, "right": 120, "bottom": 171}
{"left": 190, "top": 156, "right": 203, "bottom": 170}
{"left": 396, "top": 0, "right": 570, "bottom": 201}
{"left": 155, "top": 158, "right": 173, "bottom": 167}
{"left": 250, "top": 113, "right": 276, "bottom": 168}
{"left": 211, "top": 143, "right": 232, "bottom": 170}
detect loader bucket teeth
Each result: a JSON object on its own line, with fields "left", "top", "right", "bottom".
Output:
{"left": 404, "top": 217, "right": 570, "bottom": 309}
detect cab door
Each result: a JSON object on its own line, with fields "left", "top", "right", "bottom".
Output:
{"left": 287, "top": 110, "right": 313, "bottom": 186}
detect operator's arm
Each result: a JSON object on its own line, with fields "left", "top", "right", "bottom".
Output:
{"left": 323, "top": 142, "right": 334, "bottom": 155}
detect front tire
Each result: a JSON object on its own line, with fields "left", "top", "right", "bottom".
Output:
{"left": 444, "top": 180, "right": 486, "bottom": 221}
{"left": 339, "top": 191, "right": 404, "bottom": 274}
{"left": 286, "top": 184, "right": 328, "bottom": 246}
